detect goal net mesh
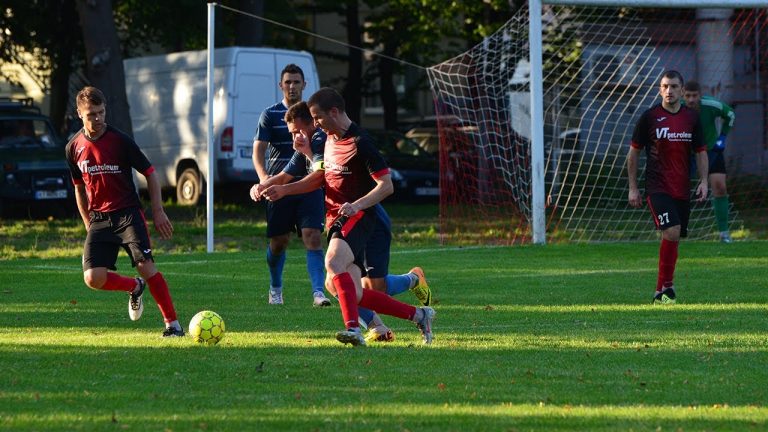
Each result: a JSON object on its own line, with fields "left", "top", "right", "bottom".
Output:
{"left": 427, "top": 5, "right": 768, "bottom": 244}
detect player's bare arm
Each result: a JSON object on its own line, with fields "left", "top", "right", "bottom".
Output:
{"left": 252, "top": 139, "right": 270, "bottom": 182}
{"left": 250, "top": 171, "right": 294, "bottom": 202}
{"left": 339, "top": 174, "right": 394, "bottom": 217}
{"left": 146, "top": 171, "right": 173, "bottom": 240}
{"left": 74, "top": 184, "right": 90, "bottom": 228}
{"left": 626, "top": 147, "right": 642, "bottom": 208}
{"left": 263, "top": 170, "right": 323, "bottom": 202}
{"left": 694, "top": 150, "right": 709, "bottom": 202}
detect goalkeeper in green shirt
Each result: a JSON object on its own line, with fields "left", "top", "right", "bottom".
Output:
{"left": 683, "top": 81, "right": 736, "bottom": 243}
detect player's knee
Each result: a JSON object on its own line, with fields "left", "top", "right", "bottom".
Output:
{"left": 269, "top": 236, "right": 290, "bottom": 254}
{"left": 301, "top": 229, "right": 322, "bottom": 249}
{"left": 83, "top": 270, "right": 105, "bottom": 289}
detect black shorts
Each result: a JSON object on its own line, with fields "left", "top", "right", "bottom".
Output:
{"left": 327, "top": 209, "right": 377, "bottom": 275}
{"left": 82, "top": 207, "right": 153, "bottom": 271}
{"left": 266, "top": 189, "right": 324, "bottom": 237}
{"left": 364, "top": 207, "right": 392, "bottom": 279}
{"left": 708, "top": 150, "right": 726, "bottom": 175}
{"left": 647, "top": 193, "right": 690, "bottom": 237}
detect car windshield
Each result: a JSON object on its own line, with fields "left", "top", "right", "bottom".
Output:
{"left": 0, "top": 118, "right": 59, "bottom": 150}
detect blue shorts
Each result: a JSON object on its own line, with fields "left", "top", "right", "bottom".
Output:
{"left": 364, "top": 205, "right": 392, "bottom": 279}
{"left": 266, "top": 188, "right": 324, "bottom": 237}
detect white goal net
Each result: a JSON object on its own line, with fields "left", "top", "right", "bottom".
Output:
{"left": 427, "top": 4, "right": 767, "bottom": 244}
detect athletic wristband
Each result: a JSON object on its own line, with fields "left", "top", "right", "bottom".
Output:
{"left": 312, "top": 161, "right": 325, "bottom": 171}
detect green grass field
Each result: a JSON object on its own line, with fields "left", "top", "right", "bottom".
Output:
{"left": 1, "top": 239, "right": 767, "bottom": 431}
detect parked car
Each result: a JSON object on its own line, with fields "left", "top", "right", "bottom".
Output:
{"left": 0, "top": 98, "right": 73, "bottom": 217}
{"left": 367, "top": 129, "right": 439, "bottom": 200}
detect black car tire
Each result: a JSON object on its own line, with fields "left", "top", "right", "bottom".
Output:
{"left": 177, "top": 167, "right": 203, "bottom": 206}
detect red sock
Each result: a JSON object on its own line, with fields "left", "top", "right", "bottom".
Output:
{"left": 359, "top": 289, "right": 417, "bottom": 321}
{"left": 102, "top": 272, "right": 137, "bottom": 292}
{"left": 147, "top": 272, "right": 177, "bottom": 323}
{"left": 657, "top": 239, "right": 679, "bottom": 291}
{"left": 332, "top": 273, "right": 360, "bottom": 329}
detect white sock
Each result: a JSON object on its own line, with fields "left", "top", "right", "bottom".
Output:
{"left": 168, "top": 320, "right": 182, "bottom": 331}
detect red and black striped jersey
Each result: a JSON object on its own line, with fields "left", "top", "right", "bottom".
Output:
{"left": 630, "top": 104, "right": 705, "bottom": 200}
{"left": 323, "top": 123, "right": 389, "bottom": 226}
{"left": 65, "top": 125, "right": 152, "bottom": 212}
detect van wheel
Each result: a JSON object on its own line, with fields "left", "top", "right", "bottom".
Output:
{"left": 177, "top": 168, "right": 202, "bottom": 206}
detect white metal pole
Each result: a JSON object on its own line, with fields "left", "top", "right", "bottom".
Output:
{"left": 529, "top": 0, "right": 546, "bottom": 245}
{"left": 206, "top": 3, "right": 215, "bottom": 253}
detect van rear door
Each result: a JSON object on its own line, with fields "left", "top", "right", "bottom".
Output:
{"left": 228, "top": 52, "right": 276, "bottom": 182}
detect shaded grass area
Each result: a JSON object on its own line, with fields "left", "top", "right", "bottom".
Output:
{"left": 1, "top": 242, "right": 767, "bottom": 431}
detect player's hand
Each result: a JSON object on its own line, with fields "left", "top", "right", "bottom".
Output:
{"left": 628, "top": 188, "right": 642, "bottom": 208}
{"left": 338, "top": 202, "right": 360, "bottom": 217}
{"left": 250, "top": 184, "right": 265, "bottom": 202}
{"left": 695, "top": 180, "right": 709, "bottom": 203}
{"left": 293, "top": 130, "right": 311, "bottom": 158}
{"left": 262, "top": 185, "right": 286, "bottom": 201}
{"left": 152, "top": 207, "right": 173, "bottom": 240}
{"left": 714, "top": 134, "right": 726, "bottom": 152}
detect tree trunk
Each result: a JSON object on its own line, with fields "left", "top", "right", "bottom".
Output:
{"left": 342, "top": 1, "right": 362, "bottom": 124}
{"left": 75, "top": 0, "right": 132, "bottom": 136}
{"left": 236, "top": 0, "right": 264, "bottom": 47}
{"left": 49, "top": 0, "right": 78, "bottom": 136}
{"left": 378, "top": 43, "right": 398, "bottom": 130}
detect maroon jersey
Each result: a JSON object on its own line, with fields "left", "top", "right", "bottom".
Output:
{"left": 630, "top": 104, "right": 705, "bottom": 200}
{"left": 65, "top": 125, "right": 153, "bottom": 212}
{"left": 323, "top": 123, "right": 389, "bottom": 228}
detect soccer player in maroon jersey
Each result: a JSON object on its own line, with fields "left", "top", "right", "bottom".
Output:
{"left": 65, "top": 86, "right": 184, "bottom": 336}
{"left": 627, "top": 71, "right": 709, "bottom": 304}
{"left": 275, "top": 88, "right": 435, "bottom": 346}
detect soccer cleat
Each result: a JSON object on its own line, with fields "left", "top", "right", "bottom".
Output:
{"left": 312, "top": 292, "right": 332, "bottom": 307}
{"left": 335, "top": 329, "right": 366, "bottom": 346}
{"left": 128, "top": 277, "right": 145, "bottom": 321}
{"left": 409, "top": 267, "right": 432, "bottom": 306}
{"left": 720, "top": 232, "right": 733, "bottom": 243}
{"left": 268, "top": 287, "right": 283, "bottom": 305}
{"left": 365, "top": 325, "right": 395, "bottom": 343}
{"left": 415, "top": 307, "right": 436, "bottom": 344}
{"left": 162, "top": 326, "right": 185, "bottom": 337}
{"left": 652, "top": 286, "right": 677, "bottom": 305}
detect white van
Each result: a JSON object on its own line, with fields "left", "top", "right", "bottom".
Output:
{"left": 123, "top": 47, "right": 320, "bottom": 205}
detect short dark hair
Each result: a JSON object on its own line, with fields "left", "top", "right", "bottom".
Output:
{"left": 285, "top": 101, "right": 312, "bottom": 124}
{"left": 76, "top": 86, "right": 106, "bottom": 106}
{"left": 683, "top": 80, "right": 701, "bottom": 92}
{"left": 660, "top": 70, "right": 684, "bottom": 85}
{"left": 280, "top": 64, "right": 305, "bottom": 82}
{"left": 307, "top": 87, "right": 345, "bottom": 113}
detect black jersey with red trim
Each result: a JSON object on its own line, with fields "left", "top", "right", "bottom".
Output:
{"left": 630, "top": 104, "right": 705, "bottom": 200}
{"left": 65, "top": 125, "right": 152, "bottom": 212}
{"left": 323, "top": 123, "right": 389, "bottom": 226}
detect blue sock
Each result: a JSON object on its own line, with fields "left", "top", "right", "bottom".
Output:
{"left": 306, "top": 249, "right": 325, "bottom": 294}
{"left": 266, "top": 247, "right": 286, "bottom": 288}
{"left": 386, "top": 274, "right": 412, "bottom": 297}
{"left": 358, "top": 307, "right": 375, "bottom": 328}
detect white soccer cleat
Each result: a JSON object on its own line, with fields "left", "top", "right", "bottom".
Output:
{"left": 336, "top": 329, "right": 366, "bottom": 346}
{"left": 268, "top": 287, "right": 283, "bottom": 305}
{"left": 312, "top": 292, "right": 332, "bottom": 307}
{"left": 128, "top": 277, "right": 145, "bottom": 321}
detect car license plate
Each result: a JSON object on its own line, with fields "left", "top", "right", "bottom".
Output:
{"left": 240, "top": 147, "right": 252, "bottom": 158}
{"left": 414, "top": 187, "right": 439, "bottom": 196}
{"left": 35, "top": 190, "right": 68, "bottom": 200}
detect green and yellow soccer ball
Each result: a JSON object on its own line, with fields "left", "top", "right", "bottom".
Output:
{"left": 189, "top": 310, "right": 225, "bottom": 345}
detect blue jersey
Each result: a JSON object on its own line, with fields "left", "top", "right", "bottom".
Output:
{"left": 255, "top": 101, "right": 306, "bottom": 177}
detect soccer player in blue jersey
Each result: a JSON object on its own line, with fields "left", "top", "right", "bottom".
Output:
{"left": 627, "top": 70, "right": 709, "bottom": 304}
{"left": 255, "top": 101, "right": 432, "bottom": 343}
{"left": 251, "top": 64, "right": 330, "bottom": 307}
